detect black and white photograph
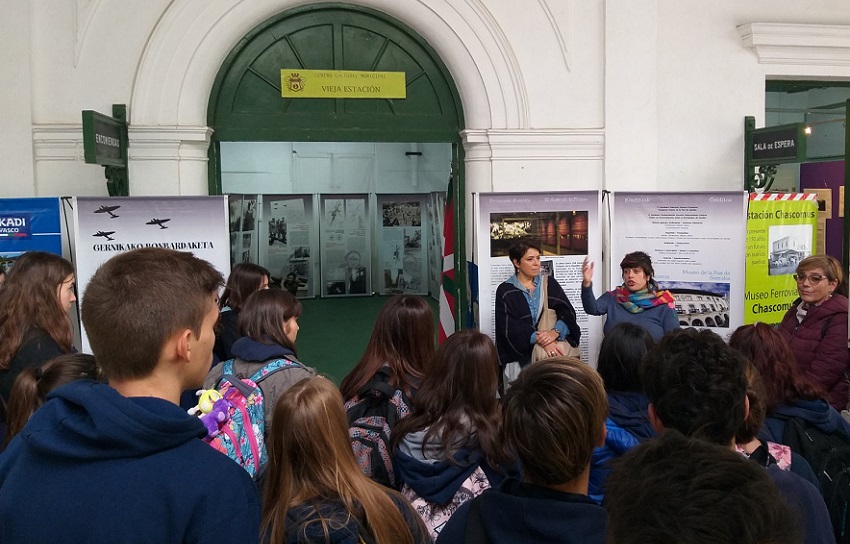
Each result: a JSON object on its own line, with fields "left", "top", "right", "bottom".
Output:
{"left": 228, "top": 195, "right": 243, "bottom": 233}
{"left": 241, "top": 197, "right": 257, "bottom": 232}
{"left": 404, "top": 228, "right": 421, "bottom": 249}
{"left": 382, "top": 201, "right": 421, "bottom": 227}
{"left": 767, "top": 224, "right": 812, "bottom": 276}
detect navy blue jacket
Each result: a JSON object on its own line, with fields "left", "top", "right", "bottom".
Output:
{"left": 607, "top": 391, "right": 656, "bottom": 441}
{"left": 767, "top": 465, "right": 836, "bottom": 544}
{"left": 589, "top": 417, "right": 639, "bottom": 504}
{"left": 0, "top": 380, "right": 260, "bottom": 544}
{"left": 588, "top": 392, "right": 655, "bottom": 503}
{"left": 495, "top": 276, "right": 580, "bottom": 367}
{"left": 760, "top": 398, "right": 850, "bottom": 444}
{"left": 395, "top": 446, "right": 511, "bottom": 505}
{"left": 436, "top": 478, "right": 606, "bottom": 544}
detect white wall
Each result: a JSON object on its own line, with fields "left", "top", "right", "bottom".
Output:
{"left": 2, "top": 0, "right": 850, "bottom": 245}
{"left": 221, "top": 142, "right": 451, "bottom": 195}
{"left": 0, "top": 2, "right": 35, "bottom": 196}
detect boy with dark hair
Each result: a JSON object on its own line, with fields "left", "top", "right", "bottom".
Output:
{"left": 437, "top": 357, "right": 607, "bottom": 544}
{"left": 606, "top": 431, "right": 801, "bottom": 544}
{"left": 0, "top": 248, "right": 261, "bottom": 543}
{"left": 638, "top": 328, "right": 834, "bottom": 544}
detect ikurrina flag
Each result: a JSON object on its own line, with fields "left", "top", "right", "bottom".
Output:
{"left": 438, "top": 178, "right": 456, "bottom": 344}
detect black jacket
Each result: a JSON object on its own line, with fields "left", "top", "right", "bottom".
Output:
{"left": 495, "top": 276, "right": 580, "bottom": 366}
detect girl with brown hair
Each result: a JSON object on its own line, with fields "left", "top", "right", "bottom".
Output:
{"left": 729, "top": 323, "right": 850, "bottom": 445}
{"left": 339, "top": 295, "right": 435, "bottom": 401}
{"left": 391, "top": 329, "right": 516, "bottom": 539}
{"left": 204, "top": 288, "right": 315, "bottom": 426}
{"left": 4, "top": 353, "right": 99, "bottom": 446}
{"left": 262, "top": 376, "right": 429, "bottom": 544}
{"left": 339, "top": 295, "right": 435, "bottom": 488}
{"left": 214, "top": 262, "right": 270, "bottom": 361}
{"left": 0, "top": 251, "right": 76, "bottom": 416}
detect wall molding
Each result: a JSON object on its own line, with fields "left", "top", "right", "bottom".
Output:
{"left": 462, "top": 129, "right": 604, "bottom": 162}
{"left": 738, "top": 23, "right": 850, "bottom": 66}
{"left": 129, "top": 126, "right": 213, "bottom": 161}
{"left": 32, "top": 124, "right": 83, "bottom": 161}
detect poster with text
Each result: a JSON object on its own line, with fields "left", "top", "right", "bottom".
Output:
{"left": 0, "top": 197, "right": 62, "bottom": 272}
{"left": 745, "top": 193, "right": 818, "bottom": 324}
{"left": 427, "top": 192, "right": 445, "bottom": 300}
{"left": 320, "top": 195, "right": 371, "bottom": 297}
{"left": 73, "top": 196, "right": 230, "bottom": 352}
{"left": 260, "top": 195, "right": 315, "bottom": 298}
{"left": 610, "top": 192, "right": 747, "bottom": 334}
{"left": 476, "top": 191, "right": 603, "bottom": 364}
{"left": 377, "top": 195, "right": 428, "bottom": 295}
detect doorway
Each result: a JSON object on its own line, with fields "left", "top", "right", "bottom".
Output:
{"left": 207, "top": 3, "right": 465, "bottom": 378}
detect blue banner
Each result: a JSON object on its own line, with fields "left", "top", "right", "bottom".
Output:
{"left": 0, "top": 198, "right": 62, "bottom": 271}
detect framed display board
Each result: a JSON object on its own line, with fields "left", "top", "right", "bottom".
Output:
{"left": 320, "top": 195, "right": 371, "bottom": 297}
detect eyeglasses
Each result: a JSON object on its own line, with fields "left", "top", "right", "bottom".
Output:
{"left": 793, "top": 273, "right": 827, "bottom": 284}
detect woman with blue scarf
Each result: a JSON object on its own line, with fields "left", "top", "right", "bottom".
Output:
{"left": 495, "top": 242, "right": 580, "bottom": 391}
{"left": 581, "top": 251, "right": 679, "bottom": 341}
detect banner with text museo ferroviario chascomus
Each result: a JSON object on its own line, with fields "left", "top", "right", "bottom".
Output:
{"left": 72, "top": 196, "right": 230, "bottom": 352}
{"left": 745, "top": 193, "right": 818, "bottom": 325}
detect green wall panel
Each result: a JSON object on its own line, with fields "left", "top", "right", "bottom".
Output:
{"left": 208, "top": 3, "right": 463, "bottom": 142}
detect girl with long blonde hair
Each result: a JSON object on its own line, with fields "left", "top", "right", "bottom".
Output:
{"left": 262, "top": 376, "right": 428, "bottom": 544}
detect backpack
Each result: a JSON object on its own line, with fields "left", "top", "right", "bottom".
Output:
{"left": 344, "top": 370, "right": 412, "bottom": 489}
{"left": 202, "top": 357, "right": 303, "bottom": 479}
{"left": 781, "top": 416, "right": 850, "bottom": 543}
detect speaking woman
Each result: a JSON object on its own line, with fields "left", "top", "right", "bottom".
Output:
{"left": 494, "top": 241, "right": 580, "bottom": 386}
{"left": 581, "top": 251, "right": 679, "bottom": 341}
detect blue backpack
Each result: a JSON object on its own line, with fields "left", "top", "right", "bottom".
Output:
{"left": 204, "top": 358, "right": 302, "bottom": 478}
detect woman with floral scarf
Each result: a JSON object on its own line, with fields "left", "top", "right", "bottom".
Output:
{"left": 581, "top": 251, "right": 679, "bottom": 341}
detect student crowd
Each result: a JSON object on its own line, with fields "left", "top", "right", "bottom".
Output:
{"left": 0, "top": 244, "right": 846, "bottom": 544}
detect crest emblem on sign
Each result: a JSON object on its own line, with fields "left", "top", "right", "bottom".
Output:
{"left": 285, "top": 73, "right": 305, "bottom": 93}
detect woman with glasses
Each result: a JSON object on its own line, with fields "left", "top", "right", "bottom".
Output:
{"left": 777, "top": 254, "right": 850, "bottom": 410}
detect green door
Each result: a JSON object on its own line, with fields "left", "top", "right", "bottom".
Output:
{"left": 207, "top": 3, "right": 467, "bottom": 326}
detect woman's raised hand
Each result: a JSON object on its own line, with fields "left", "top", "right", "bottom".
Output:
{"left": 582, "top": 257, "right": 594, "bottom": 287}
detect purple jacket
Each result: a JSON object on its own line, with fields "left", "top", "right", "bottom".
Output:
{"left": 778, "top": 294, "right": 850, "bottom": 411}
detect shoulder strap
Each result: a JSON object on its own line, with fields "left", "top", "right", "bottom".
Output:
{"left": 213, "top": 359, "right": 236, "bottom": 388}
{"left": 464, "top": 498, "right": 490, "bottom": 544}
{"left": 540, "top": 274, "right": 550, "bottom": 312}
{"left": 747, "top": 440, "right": 778, "bottom": 468}
{"left": 248, "top": 357, "right": 304, "bottom": 384}
{"left": 357, "top": 377, "right": 398, "bottom": 399}
{"left": 219, "top": 374, "right": 257, "bottom": 398}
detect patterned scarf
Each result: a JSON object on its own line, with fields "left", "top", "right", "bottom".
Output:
{"left": 612, "top": 286, "right": 676, "bottom": 314}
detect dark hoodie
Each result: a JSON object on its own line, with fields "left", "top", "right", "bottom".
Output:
{"left": 606, "top": 391, "right": 656, "bottom": 440}
{"left": 760, "top": 398, "right": 850, "bottom": 444}
{"left": 0, "top": 380, "right": 260, "bottom": 544}
{"left": 396, "top": 448, "right": 504, "bottom": 504}
{"left": 436, "top": 478, "right": 606, "bottom": 544}
{"left": 282, "top": 495, "right": 430, "bottom": 544}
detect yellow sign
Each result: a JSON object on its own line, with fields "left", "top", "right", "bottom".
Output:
{"left": 280, "top": 70, "right": 406, "bottom": 99}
